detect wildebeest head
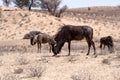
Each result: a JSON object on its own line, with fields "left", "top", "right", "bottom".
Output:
{"left": 30, "top": 35, "right": 37, "bottom": 45}
{"left": 51, "top": 40, "right": 65, "bottom": 56}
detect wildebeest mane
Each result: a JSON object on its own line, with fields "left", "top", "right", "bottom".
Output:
{"left": 54, "top": 26, "right": 69, "bottom": 42}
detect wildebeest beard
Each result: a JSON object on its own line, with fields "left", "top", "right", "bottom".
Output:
{"left": 52, "top": 41, "right": 65, "bottom": 56}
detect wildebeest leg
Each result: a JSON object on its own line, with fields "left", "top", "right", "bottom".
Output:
{"left": 49, "top": 44, "right": 52, "bottom": 53}
{"left": 91, "top": 41, "right": 96, "bottom": 55}
{"left": 86, "top": 37, "right": 92, "bottom": 55}
{"left": 37, "top": 43, "right": 40, "bottom": 53}
{"left": 100, "top": 43, "right": 103, "bottom": 53}
{"left": 110, "top": 46, "right": 114, "bottom": 53}
{"left": 68, "top": 41, "right": 71, "bottom": 56}
{"left": 107, "top": 45, "right": 110, "bottom": 50}
{"left": 103, "top": 45, "right": 105, "bottom": 49}
{"left": 37, "top": 43, "right": 41, "bottom": 53}
{"left": 107, "top": 45, "right": 112, "bottom": 53}
{"left": 86, "top": 41, "right": 91, "bottom": 55}
{"left": 100, "top": 43, "right": 102, "bottom": 49}
{"left": 39, "top": 43, "right": 41, "bottom": 53}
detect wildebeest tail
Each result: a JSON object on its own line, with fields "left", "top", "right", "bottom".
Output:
{"left": 91, "top": 28, "right": 93, "bottom": 39}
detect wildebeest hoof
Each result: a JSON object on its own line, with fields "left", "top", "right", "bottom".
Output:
{"left": 67, "top": 54, "right": 70, "bottom": 56}
{"left": 86, "top": 53, "right": 89, "bottom": 55}
{"left": 52, "top": 54, "right": 57, "bottom": 57}
{"left": 94, "top": 53, "right": 96, "bottom": 55}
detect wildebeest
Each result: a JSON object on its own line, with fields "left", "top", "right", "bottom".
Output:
{"left": 23, "top": 31, "right": 41, "bottom": 39}
{"left": 30, "top": 33, "right": 55, "bottom": 53}
{"left": 51, "top": 25, "right": 96, "bottom": 56}
{"left": 100, "top": 36, "right": 114, "bottom": 53}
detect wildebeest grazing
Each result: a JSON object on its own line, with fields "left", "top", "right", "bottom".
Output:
{"left": 51, "top": 25, "right": 96, "bottom": 56}
{"left": 100, "top": 36, "right": 114, "bottom": 53}
{"left": 30, "top": 33, "right": 56, "bottom": 53}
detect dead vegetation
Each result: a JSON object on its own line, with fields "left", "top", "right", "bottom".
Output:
{"left": 71, "top": 70, "right": 94, "bottom": 80}
{"left": 1, "top": 73, "right": 20, "bottom": 80}
{"left": 102, "top": 58, "right": 110, "bottom": 65}
{"left": 27, "top": 64, "right": 45, "bottom": 78}
{"left": 16, "top": 55, "right": 29, "bottom": 65}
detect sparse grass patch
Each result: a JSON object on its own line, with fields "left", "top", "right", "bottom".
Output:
{"left": 71, "top": 74, "right": 92, "bottom": 80}
{"left": 67, "top": 56, "right": 76, "bottom": 63}
{"left": 102, "top": 59, "right": 110, "bottom": 65}
{"left": 16, "top": 55, "right": 29, "bottom": 65}
{"left": 71, "top": 71, "right": 92, "bottom": 80}
{"left": 14, "top": 67, "right": 23, "bottom": 74}
{"left": 1, "top": 73, "right": 20, "bottom": 80}
{"left": 28, "top": 64, "right": 45, "bottom": 78}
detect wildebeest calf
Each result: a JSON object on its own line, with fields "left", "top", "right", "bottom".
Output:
{"left": 30, "top": 33, "right": 55, "bottom": 53}
{"left": 100, "top": 36, "right": 114, "bottom": 53}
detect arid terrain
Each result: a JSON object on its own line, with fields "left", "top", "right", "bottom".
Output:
{"left": 0, "top": 6, "right": 120, "bottom": 80}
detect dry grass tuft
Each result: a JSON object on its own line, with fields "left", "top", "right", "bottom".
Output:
{"left": 28, "top": 64, "right": 45, "bottom": 78}
{"left": 16, "top": 56, "right": 29, "bottom": 65}
{"left": 14, "top": 67, "right": 23, "bottom": 74}
{"left": 67, "top": 56, "right": 76, "bottom": 63}
{"left": 71, "top": 71, "right": 92, "bottom": 80}
{"left": 1, "top": 73, "right": 20, "bottom": 80}
{"left": 102, "top": 59, "right": 110, "bottom": 65}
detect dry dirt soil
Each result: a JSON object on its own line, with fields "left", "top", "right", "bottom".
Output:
{"left": 0, "top": 6, "right": 120, "bottom": 80}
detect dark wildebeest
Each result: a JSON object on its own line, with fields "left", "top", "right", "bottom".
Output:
{"left": 100, "top": 36, "right": 114, "bottom": 53}
{"left": 51, "top": 25, "right": 96, "bottom": 56}
{"left": 30, "top": 33, "right": 56, "bottom": 53}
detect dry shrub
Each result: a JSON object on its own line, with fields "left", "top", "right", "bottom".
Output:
{"left": 71, "top": 75, "right": 91, "bottom": 80}
{"left": 1, "top": 73, "right": 20, "bottom": 80}
{"left": 28, "top": 64, "right": 45, "bottom": 78}
{"left": 67, "top": 56, "right": 76, "bottom": 63}
{"left": 102, "top": 59, "right": 110, "bottom": 65}
{"left": 71, "top": 71, "right": 92, "bottom": 80}
{"left": 16, "top": 56, "right": 29, "bottom": 65}
{"left": 14, "top": 67, "right": 23, "bottom": 74}
{"left": 71, "top": 69, "right": 102, "bottom": 80}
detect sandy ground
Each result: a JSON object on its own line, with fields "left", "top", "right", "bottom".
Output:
{"left": 0, "top": 6, "right": 120, "bottom": 80}
{"left": 0, "top": 40, "right": 120, "bottom": 80}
